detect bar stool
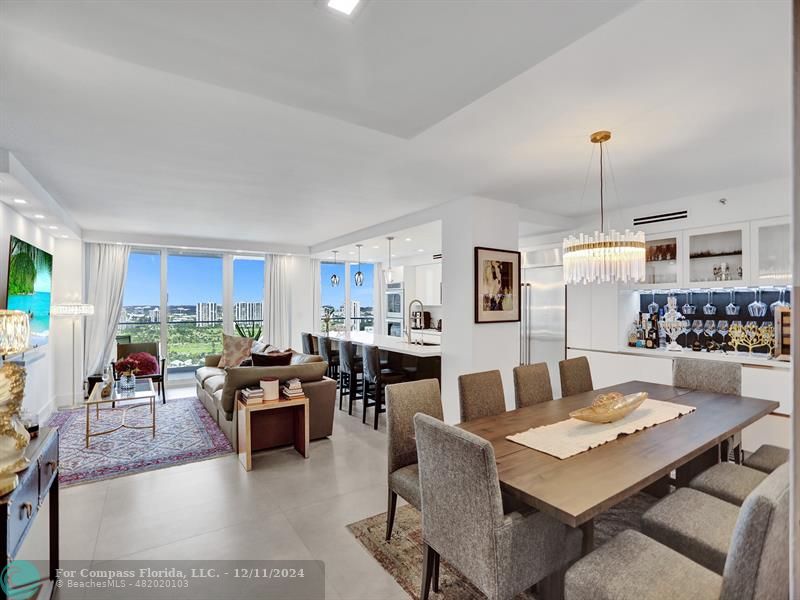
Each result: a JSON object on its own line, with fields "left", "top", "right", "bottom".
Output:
{"left": 338, "top": 340, "right": 363, "bottom": 413}
{"left": 301, "top": 332, "right": 316, "bottom": 355}
{"left": 316, "top": 335, "right": 340, "bottom": 382}
{"left": 362, "top": 345, "right": 405, "bottom": 430}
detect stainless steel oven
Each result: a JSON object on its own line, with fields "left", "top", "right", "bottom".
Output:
{"left": 385, "top": 282, "right": 404, "bottom": 319}
{"left": 386, "top": 318, "right": 403, "bottom": 337}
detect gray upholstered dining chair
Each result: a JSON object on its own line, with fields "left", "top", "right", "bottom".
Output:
{"left": 744, "top": 443, "right": 789, "bottom": 473}
{"left": 457, "top": 370, "right": 506, "bottom": 422}
{"left": 558, "top": 356, "right": 593, "bottom": 397}
{"left": 640, "top": 464, "right": 790, "bottom": 577}
{"left": 565, "top": 463, "right": 790, "bottom": 600}
{"left": 687, "top": 443, "right": 789, "bottom": 507}
{"left": 385, "top": 379, "right": 443, "bottom": 541}
{"left": 673, "top": 358, "right": 742, "bottom": 462}
{"left": 414, "top": 413, "right": 582, "bottom": 600}
{"left": 512, "top": 362, "right": 554, "bottom": 408}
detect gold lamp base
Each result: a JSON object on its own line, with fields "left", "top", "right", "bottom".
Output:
{"left": 0, "top": 473, "right": 18, "bottom": 496}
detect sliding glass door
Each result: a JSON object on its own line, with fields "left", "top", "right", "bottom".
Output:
{"left": 167, "top": 252, "right": 224, "bottom": 373}
{"left": 117, "top": 249, "right": 266, "bottom": 378}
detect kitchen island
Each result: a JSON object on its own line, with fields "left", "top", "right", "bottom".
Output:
{"left": 314, "top": 331, "right": 441, "bottom": 380}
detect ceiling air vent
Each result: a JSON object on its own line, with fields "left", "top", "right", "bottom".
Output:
{"left": 432, "top": 253, "right": 442, "bottom": 261}
{"left": 633, "top": 210, "right": 688, "bottom": 227}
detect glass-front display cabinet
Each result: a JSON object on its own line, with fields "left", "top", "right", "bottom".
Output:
{"left": 641, "top": 233, "right": 680, "bottom": 289}
{"left": 751, "top": 217, "right": 791, "bottom": 286}
{"left": 685, "top": 223, "right": 749, "bottom": 288}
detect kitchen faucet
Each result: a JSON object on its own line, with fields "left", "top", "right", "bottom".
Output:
{"left": 407, "top": 298, "right": 424, "bottom": 345}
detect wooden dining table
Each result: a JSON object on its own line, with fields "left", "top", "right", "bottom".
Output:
{"left": 458, "top": 380, "right": 779, "bottom": 554}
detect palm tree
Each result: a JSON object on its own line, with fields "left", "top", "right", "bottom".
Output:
{"left": 8, "top": 237, "right": 52, "bottom": 295}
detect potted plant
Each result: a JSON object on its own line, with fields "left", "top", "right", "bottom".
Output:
{"left": 322, "top": 307, "right": 334, "bottom": 334}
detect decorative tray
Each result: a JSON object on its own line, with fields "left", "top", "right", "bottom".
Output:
{"left": 569, "top": 391, "right": 648, "bottom": 424}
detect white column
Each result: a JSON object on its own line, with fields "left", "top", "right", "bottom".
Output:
{"left": 51, "top": 238, "right": 84, "bottom": 408}
{"left": 440, "top": 196, "right": 520, "bottom": 423}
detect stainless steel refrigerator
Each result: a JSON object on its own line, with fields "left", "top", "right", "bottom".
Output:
{"left": 520, "top": 247, "right": 566, "bottom": 398}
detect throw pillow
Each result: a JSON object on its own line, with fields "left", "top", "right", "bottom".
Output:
{"left": 218, "top": 334, "right": 253, "bottom": 368}
{"left": 251, "top": 351, "right": 293, "bottom": 367}
{"left": 251, "top": 339, "right": 268, "bottom": 354}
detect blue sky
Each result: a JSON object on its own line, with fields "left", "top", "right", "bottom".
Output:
{"left": 123, "top": 252, "right": 264, "bottom": 305}
{"left": 123, "top": 252, "right": 373, "bottom": 307}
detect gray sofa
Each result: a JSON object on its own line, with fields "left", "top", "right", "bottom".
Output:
{"left": 195, "top": 352, "right": 336, "bottom": 450}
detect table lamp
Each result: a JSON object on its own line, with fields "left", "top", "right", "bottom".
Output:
{"left": 51, "top": 303, "right": 95, "bottom": 406}
{"left": 0, "top": 310, "right": 32, "bottom": 495}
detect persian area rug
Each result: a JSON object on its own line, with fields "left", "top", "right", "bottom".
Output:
{"left": 47, "top": 396, "right": 233, "bottom": 487}
{"left": 347, "top": 493, "right": 657, "bottom": 600}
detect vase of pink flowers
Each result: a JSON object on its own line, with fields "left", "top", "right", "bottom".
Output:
{"left": 115, "top": 357, "right": 139, "bottom": 391}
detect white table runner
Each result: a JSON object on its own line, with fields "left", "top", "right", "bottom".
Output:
{"left": 506, "top": 399, "right": 696, "bottom": 460}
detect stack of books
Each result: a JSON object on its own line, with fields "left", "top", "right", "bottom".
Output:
{"left": 241, "top": 386, "right": 265, "bottom": 405}
{"left": 282, "top": 378, "right": 305, "bottom": 400}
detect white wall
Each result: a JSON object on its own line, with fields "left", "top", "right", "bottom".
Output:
{"left": 440, "top": 196, "right": 520, "bottom": 423}
{"left": 51, "top": 239, "right": 84, "bottom": 406}
{"left": 0, "top": 202, "right": 57, "bottom": 420}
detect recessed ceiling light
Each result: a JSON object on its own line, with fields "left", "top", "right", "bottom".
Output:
{"left": 13, "top": 198, "right": 26, "bottom": 204}
{"left": 33, "top": 214, "right": 44, "bottom": 219}
{"left": 417, "top": 249, "right": 425, "bottom": 252}
{"left": 371, "top": 245, "right": 379, "bottom": 249}
{"left": 48, "top": 225, "right": 58, "bottom": 230}
{"left": 60, "top": 235, "right": 68, "bottom": 239}
{"left": 327, "top": 0, "right": 359, "bottom": 15}
{"left": 348, "top": 251, "right": 355, "bottom": 255}
{"left": 404, "top": 237, "right": 412, "bottom": 242}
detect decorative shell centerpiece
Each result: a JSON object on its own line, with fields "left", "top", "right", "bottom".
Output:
{"left": 569, "top": 391, "right": 648, "bottom": 424}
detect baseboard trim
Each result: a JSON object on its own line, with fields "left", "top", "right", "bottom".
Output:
{"left": 38, "top": 399, "right": 55, "bottom": 424}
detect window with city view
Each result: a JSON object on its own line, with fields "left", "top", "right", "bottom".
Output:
{"left": 118, "top": 250, "right": 161, "bottom": 346}
{"left": 118, "top": 250, "right": 266, "bottom": 375}
{"left": 167, "top": 253, "right": 223, "bottom": 372}
{"left": 233, "top": 256, "right": 264, "bottom": 339}
{"left": 320, "top": 262, "right": 374, "bottom": 333}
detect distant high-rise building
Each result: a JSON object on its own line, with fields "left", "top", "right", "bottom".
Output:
{"left": 233, "top": 301, "right": 263, "bottom": 322}
{"left": 350, "top": 300, "right": 361, "bottom": 331}
{"left": 196, "top": 302, "right": 220, "bottom": 326}
{"left": 148, "top": 307, "right": 160, "bottom": 323}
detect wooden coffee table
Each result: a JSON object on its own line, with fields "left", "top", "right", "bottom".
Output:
{"left": 86, "top": 379, "right": 157, "bottom": 448}
{"left": 236, "top": 394, "right": 309, "bottom": 471}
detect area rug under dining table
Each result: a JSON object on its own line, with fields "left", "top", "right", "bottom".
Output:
{"left": 347, "top": 493, "right": 657, "bottom": 600}
{"left": 47, "top": 396, "right": 233, "bottom": 487}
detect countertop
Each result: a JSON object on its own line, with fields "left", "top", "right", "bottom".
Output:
{"left": 315, "top": 331, "right": 441, "bottom": 357}
{"left": 570, "top": 346, "right": 791, "bottom": 370}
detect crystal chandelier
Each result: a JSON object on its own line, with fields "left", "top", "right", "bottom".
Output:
{"left": 353, "top": 244, "right": 364, "bottom": 286}
{"left": 329, "top": 251, "right": 340, "bottom": 287}
{"left": 563, "top": 130, "right": 645, "bottom": 284}
{"left": 384, "top": 237, "right": 395, "bottom": 284}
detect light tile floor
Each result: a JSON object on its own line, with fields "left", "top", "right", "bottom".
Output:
{"left": 20, "top": 386, "right": 409, "bottom": 599}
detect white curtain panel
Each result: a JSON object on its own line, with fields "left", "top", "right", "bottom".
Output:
{"left": 265, "top": 254, "right": 291, "bottom": 349}
{"left": 374, "top": 262, "right": 385, "bottom": 331}
{"left": 311, "top": 258, "right": 321, "bottom": 334}
{"left": 83, "top": 242, "right": 131, "bottom": 376}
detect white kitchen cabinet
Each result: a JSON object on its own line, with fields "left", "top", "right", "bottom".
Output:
{"left": 684, "top": 223, "right": 749, "bottom": 288}
{"left": 415, "top": 262, "right": 442, "bottom": 306}
{"left": 639, "top": 231, "right": 682, "bottom": 289}
{"left": 750, "top": 216, "right": 791, "bottom": 286}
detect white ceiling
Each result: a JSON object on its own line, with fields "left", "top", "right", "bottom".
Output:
{"left": 0, "top": 0, "right": 791, "bottom": 249}
{"left": 316, "top": 221, "right": 442, "bottom": 264}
